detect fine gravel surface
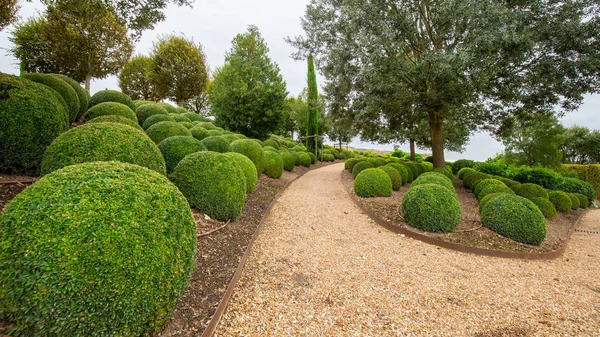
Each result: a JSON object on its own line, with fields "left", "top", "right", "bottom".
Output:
{"left": 217, "top": 163, "right": 600, "bottom": 336}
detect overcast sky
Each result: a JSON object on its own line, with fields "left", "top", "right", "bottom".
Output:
{"left": 1, "top": 0, "right": 598, "bottom": 161}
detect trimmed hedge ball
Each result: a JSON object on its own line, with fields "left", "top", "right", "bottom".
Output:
{"left": 196, "top": 122, "right": 216, "bottom": 130}
{"left": 158, "top": 136, "right": 207, "bottom": 173}
{"left": 463, "top": 171, "right": 490, "bottom": 190}
{"left": 263, "top": 145, "right": 279, "bottom": 153}
{"left": 378, "top": 165, "right": 402, "bottom": 191}
{"left": 291, "top": 151, "right": 302, "bottom": 166}
{"left": 263, "top": 150, "right": 284, "bottom": 178}
{"left": 142, "top": 114, "right": 176, "bottom": 130}
{"left": 352, "top": 161, "right": 374, "bottom": 179}
{"left": 411, "top": 173, "right": 455, "bottom": 192}
{"left": 53, "top": 74, "right": 89, "bottom": 120}
{"left": 157, "top": 102, "right": 178, "bottom": 114}
{"left": 22, "top": 73, "right": 80, "bottom": 123}
{"left": 146, "top": 121, "right": 192, "bottom": 144}
{"left": 345, "top": 158, "right": 363, "bottom": 171}
{"left": 452, "top": 159, "right": 476, "bottom": 174}
{"left": 85, "top": 101, "right": 138, "bottom": 122}
{"left": 223, "top": 152, "right": 258, "bottom": 193}
{"left": 299, "top": 152, "right": 312, "bottom": 167}
{"left": 0, "top": 161, "right": 196, "bottom": 336}
{"left": 433, "top": 167, "right": 453, "bottom": 181}
{"left": 170, "top": 151, "right": 246, "bottom": 220}
{"left": 402, "top": 183, "right": 461, "bottom": 232}
{"left": 480, "top": 194, "right": 546, "bottom": 246}
{"left": 402, "top": 161, "right": 422, "bottom": 179}
{"left": 478, "top": 184, "right": 515, "bottom": 201}
{"left": 473, "top": 179, "right": 507, "bottom": 199}
{"left": 574, "top": 193, "right": 589, "bottom": 209}
{"left": 190, "top": 126, "right": 210, "bottom": 140}
{"left": 179, "top": 121, "right": 193, "bottom": 129}
{"left": 307, "top": 152, "right": 316, "bottom": 164}
{"left": 41, "top": 123, "right": 166, "bottom": 175}
{"left": 182, "top": 112, "right": 206, "bottom": 122}
{"left": 230, "top": 139, "right": 266, "bottom": 176}
{"left": 280, "top": 151, "right": 295, "bottom": 171}
{"left": 516, "top": 183, "right": 549, "bottom": 200}
{"left": 262, "top": 139, "right": 280, "bottom": 149}
{"left": 89, "top": 89, "right": 135, "bottom": 110}
{"left": 134, "top": 100, "right": 153, "bottom": 108}
{"left": 201, "top": 135, "right": 231, "bottom": 153}
{"left": 170, "top": 114, "right": 192, "bottom": 123}
{"left": 567, "top": 193, "right": 580, "bottom": 210}
{"left": 354, "top": 168, "right": 393, "bottom": 197}
{"left": 531, "top": 197, "right": 557, "bottom": 219}
{"left": 1, "top": 74, "right": 70, "bottom": 175}
{"left": 135, "top": 103, "right": 168, "bottom": 125}
{"left": 386, "top": 163, "right": 408, "bottom": 185}
{"left": 479, "top": 193, "right": 506, "bottom": 213}
{"left": 86, "top": 115, "right": 144, "bottom": 131}
{"left": 548, "top": 191, "right": 572, "bottom": 214}
{"left": 458, "top": 167, "right": 476, "bottom": 180}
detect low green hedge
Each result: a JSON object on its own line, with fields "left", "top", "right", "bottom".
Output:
{"left": 146, "top": 121, "right": 193, "bottom": 144}
{"left": 411, "top": 172, "right": 454, "bottom": 192}
{"left": 89, "top": 89, "right": 135, "bottom": 111}
{"left": 564, "top": 164, "right": 600, "bottom": 201}
{"left": 86, "top": 115, "right": 143, "bottom": 131}
{"left": 463, "top": 171, "right": 490, "bottom": 190}
{"left": 223, "top": 152, "right": 258, "bottom": 193}
{"left": 515, "top": 183, "right": 549, "bottom": 200}
{"left": 548, "top": 190, "right": 572, "bottom": 214}
{"left": 478, "top": 184, "right": 515, "bottom": 201}
{"left": 230, "top": 139, "right": 265, "bottom": 176}
{"left": 402, "top": 183, "right": 461, "bottom": 232}
{"left": 0, "top": 161, "right": 196, "bottom": 336}
{"left": 480, "top": 194, "right": 546, "bottom": 246}
{"left": 135, "top": 103, "right": 168, "bottom": 125}
{"left": 531, "top": 197, "right": 557, "bottom": 219}
{"left": 378, "top": 165, "right": 402, "bottom": 191}
{"left": 158, "top": 136, "right": 206, "bottom": 173}
{"left": 352, "top": 161, "right": 374, "bottom": 179}
{"left": 354, "top": 168, "right": 393, "bottom": 197}
{"left": 142, "top": 114, "right": 175, "bottom": 130}
{"left": 22, "top": 73, "right": 80, "bottom": 123}
{"left": 85, "top": 102, "right": 138, "bottom": 122}
{"left": 557, "top": 177, "right": 595, "bottom": 206}
{"left": 263, "top": 150, "right": 283, "bottom": 178}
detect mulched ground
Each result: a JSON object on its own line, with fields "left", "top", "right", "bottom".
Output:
{"left": 341, "top": 169, "right": 583, "bottom": 254}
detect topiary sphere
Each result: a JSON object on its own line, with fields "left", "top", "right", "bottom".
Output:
{"left": 386, "top": 163, "right": 408, "bottom": 185}
{"left": 85, "top": 101, "right": 138, "bottom": 122}
{"left": 0, "top": 73, "right": 69, "bottom": 175}
{"left": 86, "top": 114, "right": 144, "bottom": 131}
{"left": 135, "top": 103, "right": 168, "bottom": 125}
{"left": 345, "top": 158, "right": 363, "bottom": 171}
{"left": 402, "top": 183, "right": 461, "bottom": 232}
{"left": 201, "top": 135, "right": 231, "bottom": 153}
{"left": 354, "top": 168, "right": 393, "bottom": 197}
{"left": 41, "top": 123, "right": 166, "bottom": 176}
{"left": 352, "top": 161, "right": 374, "bottom": 179}
{"left": 158, "top": 136, "right": 206, "bottom": 173}
{"left": 207, "top": 129, "right": 222, "bottom": 137}
{"left": 433, "top": 167, "right": 453, "bottom": 181}
{"left": 169, "top": 114, "right": 192, "bottom": 123}
{"left": 473, "top": 179, "right": 507, "bottom": 199}
{"left": 134, "top": 100, "right": 154, "bottom": 108}
{"left": 411, "top": 173, "right": 455, "bottom": 192}
{"left": 146, "top": 121, "right": 193, "bottom": 144}
{"left": 190, "top": 126, "right": 210, "bottom": 140}
{"left": 196, "top": 121, "right": 217, "bottom": 130}
{"left": 420, "top": 162, "right": 433, "bottom": 172}
{"left": 223, "top": 152, "right": 258, "bottom": 193}
{"left": 480, "top": 194, "right": 546, "bottom": 246}
{"left": 22, "top": 73, "right": 80, "bottom": 123}
{"left": 171, "top": 151, "right": 246, "bottom": 220}
{"left": 402, "top": 161, "right": 422, "bottom": 179}
{"left": 478, "top": 184, "right": 515, "bottom": 201}
{"left": 289, "top": 151, "right": 302, "bottom": 166}
{"left": 0, "top": 161, "right": 196, "bottom": 336}
{"left": 298, "top": 152, "right": 312, "bottom": 167}
{"left": 463, "top": 171, "right": 491, "bottom": 190}
{"left": 574, "top": 193, "right": 589, "bottom": 209}
{"left": 531, "top": 197, "right": 557, "bottom": 219}
{"left": 458, "top": 167, "right": 476, "bottom": 180}
{"left": 378, "top": 165, "right": 402, "bottom": 191}
{"left": 142, "top": 114, "right": 176, "bottom": 130}
{"left": 179, "top": 121, "right": 193, "bottom": 129}
{"left": 452, "top": 159, "right": 476, "bottom": 174}
{"left": 263, "top": 150, "right": 284, "bottom": 178}
{"left": 419, "top": 171, "right": 453, "bottom": 183}
{"left": 516, "top": 183, "right": 549, "bottom": 200}
{"left": 307, "top": 152, "right": 316, "bottom": 164}
{"left": 53, "top": 74, "right": 90, "bottom": 120}
{"left": 89, "top": 89, "right": 135, "bottom": 111}
{"left": 230, "top": 139, "right": 266, "bottom": 177}
{"left": 567, "top": 193, "right": 580, "bottom": 210}
{"left": 548, "top": 190, "right": 572, "bottom": 214}
{"left": 263, "top": 145, "right": 279, "bottom": 153}
{"left": 280, "top": 151, "right": 295, "bottom": 171}
{"left": 182, "top": 112, "right": 206, "bottom": 122}
{"left": 478, "top": 192, "right": 506, "bottom": 213}
{"left": 157, "top": 102, "right": 178, "bottom": 114}
{"left": 262, "top": 139, "right": 280, "bottom": 149}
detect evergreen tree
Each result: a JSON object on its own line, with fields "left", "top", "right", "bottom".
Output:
{"left": 306, "top": 54, "right": 319, "bottom": 153}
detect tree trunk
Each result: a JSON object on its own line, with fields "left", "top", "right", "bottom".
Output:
{"left": 428, "top": 112, "right": 446, "bottom": 168}
{"left": 85, "top": 74, "right": 92, "bottom": 93}
{"left": 409, "top": 138, "right": 416, "bottom": 161}
{"left": 339, "top": 139, "right": 342, "bottom": 150}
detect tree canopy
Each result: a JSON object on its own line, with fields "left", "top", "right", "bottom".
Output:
{"left": 118, "top": 55, "right": 161, "bottom": 101}
{"left": 0, "top": 0, "right": 19, "bottom": 31}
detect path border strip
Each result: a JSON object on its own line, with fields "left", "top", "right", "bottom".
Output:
{"left": 343, "top": 170, "right": 589, "bottom": 260}
{"left": 0, "top": 178, "right": 37, "bottom": 185}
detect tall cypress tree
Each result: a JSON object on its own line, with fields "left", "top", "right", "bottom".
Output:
{"left": 306, "top": 54, "right": 319, "bottom": 154}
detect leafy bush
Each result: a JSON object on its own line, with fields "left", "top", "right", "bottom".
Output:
{"left": 298, "top": 152, "right": 311, "bottom": 167}
{"left": 280, "top": 151, "right": 295, "bottom": 171}
{"left": 345, "top": 158, "right": 363, "bottom": 171}
{"left": 53, "top": 74, "right": 89, "bottom": 120}
{"left": 424, "top": 155, "right": 433, "bottom": 163}
{"left": 89, "top": 89, "right": 135, "bottom": 110}
{"left": 558, "top": 176, "right": 595, "bottom": 205}
{"left": 386, "top": 163, "right": 409, "bottom": 185}
{"left": 142, "top": 114, "right": 176, "bottom": 130}
{"left": 354, "top": 168, "right": 393, "bottom": 197}
{"left": 86, "top": 115, "right": 144, "bottom": 131}
{"left": 290, "top": 151, "right": 302, "bottom": 166}
{"left": 478, "top": 184, "right": 515, "bottom": 201}
{"left": 263, "top": 145, "right": 279, "bottom": 153}
{"left": 548, "top": 191, "right": 572, "bottom": 214}
{"left": 223, "top": 152, "right": 258, "bottom": 193}
{"left": 170, "top": 114, "right": 192, "bottom": 123}
{"left": 307, "top": 152, "right": 316, "bottom": 164}
{"left": 158, "top": 136, "right": 206, "bottom": 173}
{"left": 462, "top": 171, "right": 490, "bottom": 189}
{"left": 411, "top": 172, "right": 455, "bottom": 192}
{"left": 179, "top": 121, "right": 193, "bottom": 129}
{"left": 85, "top": 102, "right": 138, "bottom": 122}
{"left": 22, "top": 73, "right": 80, "bottom": 122}
{"left": 510, "top": 166, "right": 563, "bottom": 190}
{"left": 402, "top": 161, "right": 422, "bottom": 179}
{"left": 263, "top": 150, "right": 283, "bottom": 178}
{"left": 41, "top": 123, "right": 166, "bottom": 175}
{"left": 391, "top": 149, "right": 407, "bottom": 158}
{"left": 352, "top": 161, "right": 374, "bottom": 179}
{"left": 196, "top": 121, "right": 217, "bottom": 130}
{"left": 531, "top": 197, "right": 557, "bottom": 219}
{"left": 567, "top": 193, "right": 580, "bottom": 210}
{"left": 421, "top": 161, "right": 433, "bottom": 172}
{"left": 201, "top": 135, "right": 231, "bottom": 153}
{"left": 478, "top": 193, "right": 505, "bottom": 213}
{"left": 564, "top": 164, "right": 600, "bottom": 201}
{"left": 231, "top": 139, "right": 265, "bottom": 176}
{"left": 480, "top": 194, "right": 546, "bottom": 245}
{"left": 473, "top": 162, "right": 507, "bottom": 176}
{"left": 473, "top": 179, "right": 507, "bottom": 199}
{"left": 0, "top": 161, "right": 196, "bottom": 336}
{"left": 146, "top": 121, "right": 193, "bottom": 144}
{"left": 135, "top": 103, "right": 168, "bottom": 125}
{"left": 515, "top": 183, "right": 549, "bottom": 200}
{"left": 402, "top": 183, "right": 461, "bottom": 232}
{"left": 182, "top": 112, "right": 206, "bottom": 122}
{"left": 378, "top": 165, "right": 402, "bottom": 191}
{"left": 574, "top": 193, "right": 589, "bottom": 209}
{"left": 433, "top": 167, "right": 453, "bottom": 181}
{"left": 170, "top": 151, "right": 246, "bottom": 220}
{"left": 189, "top": 126, "right": 210, "bottom": 140}
{"left": 158, "top": 102, "right": 178, "bottom": 114}
{"left": 452, "top": 159, "right": 475, "bottom": 175}
{"left": 262, "top": 139, "right": 280, "bottom": 149}
{"left": 1, "top": 74, "right": 69, "bottom": 174}
{"left": 458, "top": 167, "right": 476, "bottom": 180}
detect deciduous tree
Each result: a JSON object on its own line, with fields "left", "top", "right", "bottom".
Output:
{"left": 0, "top": 0, "right": 19, "bottom": 31}
{"left": 118, "top": 55, "right": 161, "bottom": 101}
{"left": 503, "top": 116, "right": 566, "bottom": 168}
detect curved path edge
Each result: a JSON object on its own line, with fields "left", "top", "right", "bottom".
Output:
{"left": 344, "top": 170, "right": 589, "bottom": 260}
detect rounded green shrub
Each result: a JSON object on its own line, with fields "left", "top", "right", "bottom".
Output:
{"left": 354, "top": 168, "right": 393, "bottom": 197}
{"left": 378, "top": 165, "right": 401, "bottom": 191}
{"left": 352, "top": 161, "right": 374, "bottom": 179}
{"left": 196, "top": 121, "right": 217, "bottom": 130}
{"left": 85, "top": 102, "right": 137, "bottom": 122}
{"left": 458, "top": 167, "right": 476, "bottom": 180}
{"left": 155, "top": 102, "right": 176, "bottom": 114}
{"left": 558, "top": 177, "right": 595, "bottom": 205}
{"left": 262, "top": 139, "right": 280, "bottom": 149}
{"left": 509, "top": 182, "right": 523, "bottom": 193}
{"left": 158, "top": 136, "right": 206, "bottom": 173}
{"left": 473, "top": 179, "right": 507, "bottom": 199}
{"left": 402, "top": 183, "right": 461, "bottom": 232}
{"left": 433, "top": 167, "right": 453, "bottom": 181}
{"left": 171, "top": 151, "right": 246, "bottom": 220}
{"left": 142, "top": 114, "right": 175, "bottom": 130}
{"left": 53, "top": 74, "right": 89, "bottom": 120}
{"left": 86, "top": 115, "right": 143, "bottom": 131}
{"left": 134, "top": 100, "right": 153, "bottom": 108}
{"left": 531, "top": 197, "right": 557, "bottom": 219}
{"left": 223, "top": 152, "right": 258, "bottom": 193}
{"left": 567, "top": 193, "right": 580, "bottom": 210}
{"left": 22, "top": 73, "right": 80, "bottom": 123}
{"left": 478, "top": 184, "right": 515, "bottom": 201}
{"left": 452, "top": 159, "right": 475, "bottom": 174}
{"left": 179, "top": 121, "right": 193, "bottom": 129}
{"left": 41, "top": 123, "right": 166, "bottom": 175}
{"left": 207, "top": 129, "right": 222, "bottom": 137}
{"left": 480, "top": 194, "right": 546, "bottom": 245}
{"left": 479, "top": 193, "right": 506, "bottom": 213}
{"left": 386, "top": 163, "right": 408, "bottom": 185}
{"left": 1, "top": 74, "right": 70, "bottom": 174}
{"left": 182, "top": 112, "right": 206, "bottom": 122}
{"left": 402, "top": 161, "right": 422, "bottom": 179}
{"left": 170, "top": 114, "right": 192, "bottom": 123}
{"left": 411, "top": 173, "right": 455, "bottom": 192}
{"left": 201, "top": 135, "right": 231, "bottom": 153}
{"left": 515, "top": 183, "right": 549, "bottom": 200}
{"left": 89, "top": 89, "right": 135, "bottom": 110}
{"left": 190, "top": 126, "right": 210, "bottom": 140}
{"left": 263, "top": 150, "right": 284, "bottom": 178}
{"left": 230, "top": 139, "right": 265, "bottom": 176}
{"left": 421, "top": 161, "right": 433, "bottom": 172}
{"left": 298, "top": 152, "right": 311, "bottom": 167}
{"left": 280, "top": 151, "right": 295, "bottom": 171}
{"left": 135, "top": 103, "right": 168, "bottom": 125}
{"left": 146, "top": 121, "right": 192, "bottom": 144}
{"left": 463, "top": 171, "right": 490, "bottom": 190}
{"left": 548, "top": 190, "right": 572, "bottom": 214}
{"left": 289, "top": 151, "right": 301, "bottom": 166}
{"left": 263, "top": 145, "right": 279, "bottom": 153}
{"left": 307, "top": 152, "right": 316, "bottom": 164}
{"left": 345, "top": 158, "right": 363, "bottom": 171}
{"left": 574, "top": 193, "right": 589, "bottom": 209}
{"left": 0, "top": 161, "right": 196, "bottom": 336}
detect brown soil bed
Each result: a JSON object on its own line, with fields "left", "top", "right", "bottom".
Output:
{"left": 342, "top": 169, "right": 583, "bottom": 254}
{"left": 0, "top": 161, "right": 338, "bottom": 336}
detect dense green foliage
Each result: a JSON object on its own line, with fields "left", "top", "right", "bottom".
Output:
{"left": 201, "top": 135, "right": 231, "bottom": 153}
{"left": 118, "top": 55, "right": 162, "bottom": 101}
{"left": 386, "top": 163, "right": 409, "bottom": 185}
{"left": 223, "top": 152, "right": 258, "bottom": 193}
{"left": 567, "top": 193, "right": 580, "bottom": 210}
{"left": 22, "top": 73, "right": 80, "bottom": 123}
{"left": 463, "top": 171, "right": 490, "bottom": 190}
{"left": 0, "top": 161, "right": 196, "bottom": 336}
{"left": 90, "top": 89, "right": 135, "bottom": 110}
{"left": 280, "top": 151, "right": 295, "bottom": 171}
{"left": 298, "top": 152, "right": 312, "bottom": 167}
{"left": 86, "top": 115, "right": 143, "bottom": 131}
{"left": 433, "top": 167, "right": 453, "bottom": 181}
{"left": 502, "top": 116, "right": 565, "bottom": 167}
{"left": 548, "top": 191, "right": 573, "bottom": 214}
{"left": 378, "top": 165, "right": 402, "bottom": 191}
{"left": 458, "top": 167, "right": 476, "bottom": 180}
{"left": 402, "top": 161, "right": 422, "bottom": 180}
{"left": 136, "top": 103, "right": 168, "bottom": 125}
{"left": 478, "top": 193, "right": 505, "bottom": 213}
{"left": 53, "top": 74, "right": 90, "bottom": 120}
{"left": 170, "top": 151, "right": 246, "bottom": 220}
{"left": 531, "top": 197, "right": 557, "bottom": 219}
{"left": 230, "top": 139, "right": 266, "bottom": 176}
{"left": 452, "top": 159, "right": 475, "bottom": 175}
{"left": 306, "top": 54, "right": 319, "bottom": 152}
{"left": 263, "top": 150, "right": 284, "bottom": 178}
{"left": 411, "top": 173, "right": 454, "bottom": 192}
{"left": 85, "top": 101, "right": 138, "bottom": 122}
{"left": 146, "top": 121, "right": 192, "bottom": 144}
{"left": 354, "top": 168, "right": 393, "bottom": 197}
{"left": 142, "top": 114, "right": 175, "bottom": 130}
{"left": 402, "top": 183, "right": 461, "bottom": 232}
{"left": 189, "top": 126, "right": 210, "bottom": 140}
{"left": 515, "top": 183, "right": 549, "bottom": 200}
{"left": 157, "top": 136, "right": 206, "bottom": 173}
{"left": 564, "top": 164, "right": 599, "bottom": 202}
{"left": 0, "top": 0, "right": 19, "bottom": 31}
{"left": 473, "top": 179, "right": 507, "bottom": 199}
{"left": 478, "top": 185, "right": 516, "bottom": 202}
{"left": 574, "top": 193, "right": 589, "bottom": 209}
{"left": 352, "top": 161, "right": 374, "bottom": 179}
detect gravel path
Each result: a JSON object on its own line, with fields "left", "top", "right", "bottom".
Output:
{"left": 216, "top": 163, "right": 600, "bottom": 336}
